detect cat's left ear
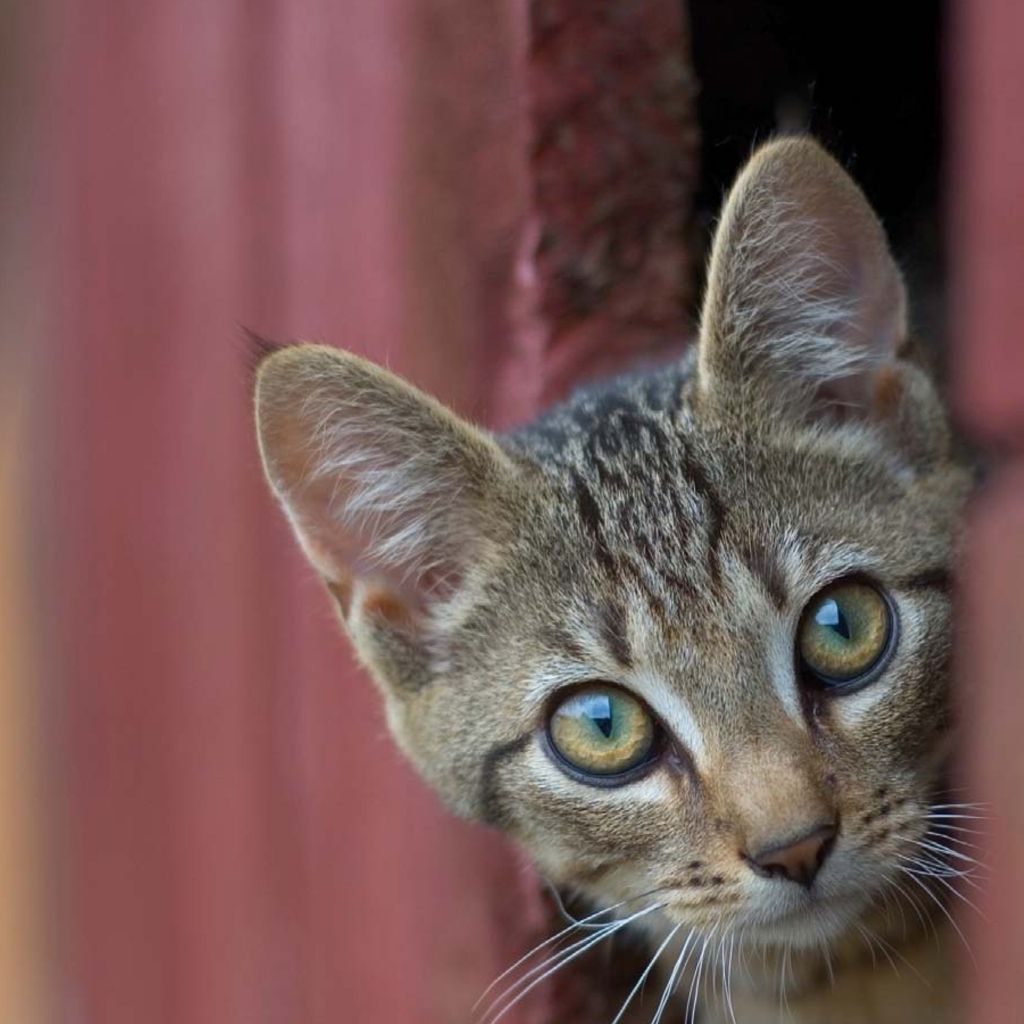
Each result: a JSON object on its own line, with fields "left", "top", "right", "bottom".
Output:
{"left": 255, "top": 345, "right": 521, "bottom": 631}
{"left": 697, "top": 137, "right": 947, "bottom": 456}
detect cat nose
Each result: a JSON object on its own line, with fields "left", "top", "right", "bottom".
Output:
{"left": 742, "top": 823, "right": 837, "bottom": 888}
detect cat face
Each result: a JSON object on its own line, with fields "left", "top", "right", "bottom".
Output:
{"left": 254, "top": 139, "right": 971, "bottom": 950}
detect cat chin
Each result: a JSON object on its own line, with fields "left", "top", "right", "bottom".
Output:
{"left": 740, "top": 890, "right": 869, "bottom": 949}
{"left": 636, "top": 899, "right": 869, "bottom": 967}
{"left": 652, "top": 888, "right": 868, "bottom": 953}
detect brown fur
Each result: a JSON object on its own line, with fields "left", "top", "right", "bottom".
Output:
{"left": 254, "top": 139, "right": 974, "bottom": 1022}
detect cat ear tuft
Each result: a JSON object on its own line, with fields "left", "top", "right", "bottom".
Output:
{"left": 697, "top": 137, "right": 911, "bottom": 420}
{"left": 240, "top": 327, "right": 293, "bottom": 384}
{"left": 255, "top": 345, "right": 518, "bottom": 626}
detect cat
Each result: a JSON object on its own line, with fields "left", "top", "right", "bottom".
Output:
{"left": 253, "top": 137, "right": 976, "bottom": 1023}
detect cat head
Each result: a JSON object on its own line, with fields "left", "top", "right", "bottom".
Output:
{"left": 254, "top": 138, "right": 971, "bottom": 948}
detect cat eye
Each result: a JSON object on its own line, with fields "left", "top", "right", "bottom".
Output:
{"left": 546, "top": 684, "right": 657, "bottom": 783}
{"left": 798, "top": 579, "right": 895, "bottom": 689}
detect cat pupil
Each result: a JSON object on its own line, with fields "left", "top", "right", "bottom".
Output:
{"left": 587, "top": 695, "right": 615, "bottom": 739}
{"left": 817, "top": 599, "right": 851, "bottom": 640}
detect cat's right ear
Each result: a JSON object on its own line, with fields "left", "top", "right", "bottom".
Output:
{"left": 696, "top": 137, "right": 948, "bottom": 459}
{"left": 254, "top": 345, "right": 520, "bottom": 630}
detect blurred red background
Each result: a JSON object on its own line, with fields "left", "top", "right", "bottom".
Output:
{"left": 0, "top": 1, "right": 1019, "bottom": 1022}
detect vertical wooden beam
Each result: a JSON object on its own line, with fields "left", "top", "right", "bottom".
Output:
{"left": 0, "top": 1, "right": 47, "bottom": 1016}
{"left": 0, "top": 363, "right": 47, "bottom": 1024}
{"left": 529, "top": 0, "right": 697, "bottom": 401}
{"left": 952, "top": 0, "right": 1024, "bottom": 442}
{"left": 502, "top": 0, "right": 697, "bottom": 425}
{"left": 952, "top": 1, "right": 1024, "bottom": 1022}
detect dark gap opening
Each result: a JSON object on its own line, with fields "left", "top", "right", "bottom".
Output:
{"left": 687, "top": 0, "right": 945, "bottom": 367}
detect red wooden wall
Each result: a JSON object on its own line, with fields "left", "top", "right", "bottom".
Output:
{"left": 39, "top": 2, "right": 693, "bottom": 1022}
{"left": 952, "top": 1, "right": 1024, "bottom": 1021}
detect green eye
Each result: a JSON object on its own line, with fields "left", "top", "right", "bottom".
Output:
{"left": 547, "top": 685, "right": 656, "bottom": 781}
{"left": 799, "top": 580, "right": 894, "bottom": 687}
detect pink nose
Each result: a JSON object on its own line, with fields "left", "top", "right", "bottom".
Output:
{"left": 743, "top": 823, "right": 837, "bottom": 888}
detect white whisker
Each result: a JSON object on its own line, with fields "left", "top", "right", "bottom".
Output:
{"left": 853, "top": 921, "right": 879, "bottom": 970}
{"left": 821, "top": 931, "right": 836, "bottom": 989}
{"left": 473, "top": 893, "right": 639, "bottom": 1011}
{"left": 896, "top": 851, "right": 976, "bottom": 882}
{"left": 684, "top": 927, "right": 718, "bottom": 1024}
{"left": 876, "top": 881, "right": 908, "bottom": 939}
{"left": 779, "top": 939, "right": 792, "bottom": 1021}
{"left": 926, "top": 825, "right": 987, "bottom": 845}
{"left": 903, "top": 859, "right": 985, "bottom": 915}
{"left": 917, "top": 838, "right": 984, "bottom": 868}
{"left": 884, "top": 874, "right": 938, "bottom": 948}
{"left": 609, "top": 924, "right": 683, "bottom": 1024}
{"left": 723, "top": 931, "right": 740, "bottom": 1024}
{"left": 899, "top": 852, "right": 980, "bottom": 888}
{"left": 478, "top": 902, "right": 665, "bottom": 1024}
{"left": 859, "top": 920, "right": 930, "bottom": 985}
{"left": 898, "top": 868, "right": 977, "bottom": 966}
{"left": 651, "top": 929, "right": 699, "bottom": 1024}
